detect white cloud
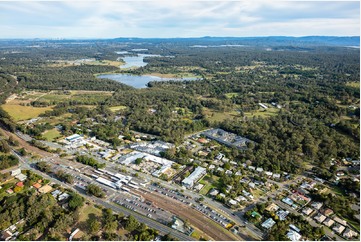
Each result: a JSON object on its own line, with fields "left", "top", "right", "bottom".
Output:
{"left": 0, "top": 0, "right": 359, "bottom": 38}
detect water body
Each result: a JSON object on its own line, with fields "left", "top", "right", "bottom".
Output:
{"left": 98, "top": 73, "right": 199, "bottom": 88}
{"left": 190, "top": 44, "right": 246, "bottom": 48}
{"left": 115, "top": 51, "right": 129, "bottom": 54}
{"left": 120, "top": 54, "right": 161, "bottom": 69}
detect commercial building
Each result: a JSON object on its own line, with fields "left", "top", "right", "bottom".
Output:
{"left": 182, "top": 166, "right": 206, "bottom": 188}
{"left": 65, "top": 134, "right": 82, "bottom": 142}
{"left": 202, "top": 128, "right": 253, "bottom": 150}
{"left": 96, "top": 177, "right": 117, "bottom": 189}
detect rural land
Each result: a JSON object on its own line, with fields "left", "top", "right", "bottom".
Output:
{"left": 0, "top": 36, "right": 360, "bottom": 241}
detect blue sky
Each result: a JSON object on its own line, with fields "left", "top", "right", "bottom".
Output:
{"left": 0, "top": 0, "right": 359, "bottom": 38}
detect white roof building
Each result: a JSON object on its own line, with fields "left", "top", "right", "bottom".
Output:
{"left": 248, "top": 166, "right": 256, "bottom": 171}
{"left": 11, "top": 169, "right": 21, "bottom": 176}
{"left": 15, "top": 173, "right": 27, "bottom": 182}
{"left": 228, "top": 199, "right": 238, "bottom": 206}
{"left": 311, "top": 202, "right": 323, "bottom": 210}
{"left": 248, "top": 182, "right": 256, "bottom": 189}
{"left": 209, "top": 189, "right": 219, "bottom": 196}
{"left": 264, "top": 171, "right": 273, "bottom": 177}
{"left": 343, "top": 228, "right": 358, "bottom": 238}
{"left": 323, "top": 218, "right": 334, "bottom": 227}
{"left": 332, "top": 224, "right": 345, "bottom": 234}
{"left": 261, "top": 218, "right": 276, "bottom": 229}
{"left": 302, "top": 207, "right": 314, "bottom": 216}
{"left": 314, "top": 213, "right": 326, "bottom": 223}
{"left": 272, "top": 173, "right": 281, "bottom": 179}
{"left": 286, "top": 230, "right": 302, "bottom": 241}
{"left": 182, "top": 166, "right": 207, "bottom": 188}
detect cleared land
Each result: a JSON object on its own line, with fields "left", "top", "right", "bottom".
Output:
{"left": 137, "top": 191, "right": 241, "bottom": 241}
{"left": 1, "top": 103, "right": 53, "bottom": 121}
{"left": 109, "top": 105, "right": 127, "bottom": 112}
{"left": 244, "top": 107, "right": 280, "bottom": 118}
{"left": 345, "top": 81, "right": 360, "bottom": 89}
{"left": 42, "top": 128, "right": 62, "bottom": 141}
{"left": 48, "top": 59, "right": 124, "bottom": 68}
{"left": 203, "top": 108, "right": 241, "bottom": 122}
{"left": 144, "top": 72, "right": 202, "bottom": 79}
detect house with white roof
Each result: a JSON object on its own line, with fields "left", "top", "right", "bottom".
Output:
{"left": 323, "top": 218, "right": 334, "bottom": 227}
{"left": 261, "top": 218, "right": 276, "bottom": 230}
{"left": 311, "top": 201, "right": 323, "bottom": 210}
{"left": 286, "top": 230, "right": 302, "bottom": 241}
{"left": 314, "top": 213, "right": 326, "bottom": 223}
{"left": 302, "top": 207, "right": 314, "bottom": 216}
{"left": 332, "top": 223, "right": 345, "bottom": 234}
{"left": 343, "top": 228, "right": 358, "bottom": 239}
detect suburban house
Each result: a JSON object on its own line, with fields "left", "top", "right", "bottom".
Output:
{"left": 332, "top": 223, "right": 345, "bottom": 234}
{"left": 314, "top": 213, "right": 326, "bottom": 223}
{"left": 261, "top": 218, "right": 276, "bottom": 230}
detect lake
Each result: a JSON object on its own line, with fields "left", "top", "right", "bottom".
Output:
{"left": 97, "top": 73, "right": 199, "bottom": 88}
{"left": 119, "top": 54, "right": 161, "bottom": 69}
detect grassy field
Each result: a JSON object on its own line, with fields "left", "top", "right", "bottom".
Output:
{"left": 346, "top": 81, "right": 360, "bottom": 89}
{"left": 1, "top": 103, "right": 53, "bottom": 121}
{"left": 87, "top": 60, "right": 124, "bottom": 67}
{"left": 42, "top": 129, "right": 62, "bottom": 141}
{"left": 191, "top": 228, "right": 211, "bottom": 240}
{"left": 203, "top": 108, "right": 241, "bottom": 122}
{"left": 78, "top": 204, "right": 102, "bottom": 222}
{"left": 37, "top": 91, "right": 113, "bottom": 104}
{"left": 14, "top": 90, "right": 113, "bottom": 107}
{"left": 109, "top": 105, "right": 127, "bottom": 112}
{"left": 48, "top": 59, "right": 123, "bottom": 68}
{"left": 244, "top": 107, "right": 280, "bottom": 118}
{"left": 224, "top": 92, "right": 239, "bottom": 98}
{"left": 144, "top": 72, "right": 202, "bottom": 79}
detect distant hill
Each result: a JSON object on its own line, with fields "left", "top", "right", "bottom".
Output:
{"left": 113, "top": 36, "right": 360, "bottom": 47}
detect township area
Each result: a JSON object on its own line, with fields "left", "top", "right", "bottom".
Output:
{"left": 0, "top": 37, "right": 359, "bottom": 241}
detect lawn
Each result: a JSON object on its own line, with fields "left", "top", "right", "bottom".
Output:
{"left": 199, "top": 183, "right": 214, "bottom": 195}
{"left": 244, "top": 107, "right": 280, "bottom": 118}
{"left": 199, "top": 175, "right": 220, "bottom": 195}
{"left": 78, "top": 204, "right": 102, "bottom": 222}
{"left": 109, "top": 105, "right": 127, "bottom": 112}
{"left": 42, "top": 129, "right": 62, "bottom": 141}
{"left": 1, "top": 104, "right": 53, "bottom": 121}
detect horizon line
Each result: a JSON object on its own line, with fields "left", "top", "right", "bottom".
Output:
{"left": 0, "top": 35, "right": 360, "bottom": 40}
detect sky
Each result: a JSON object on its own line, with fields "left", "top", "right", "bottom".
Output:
{"left": 0, "top": 0, "right": 359, "bottom": 38}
